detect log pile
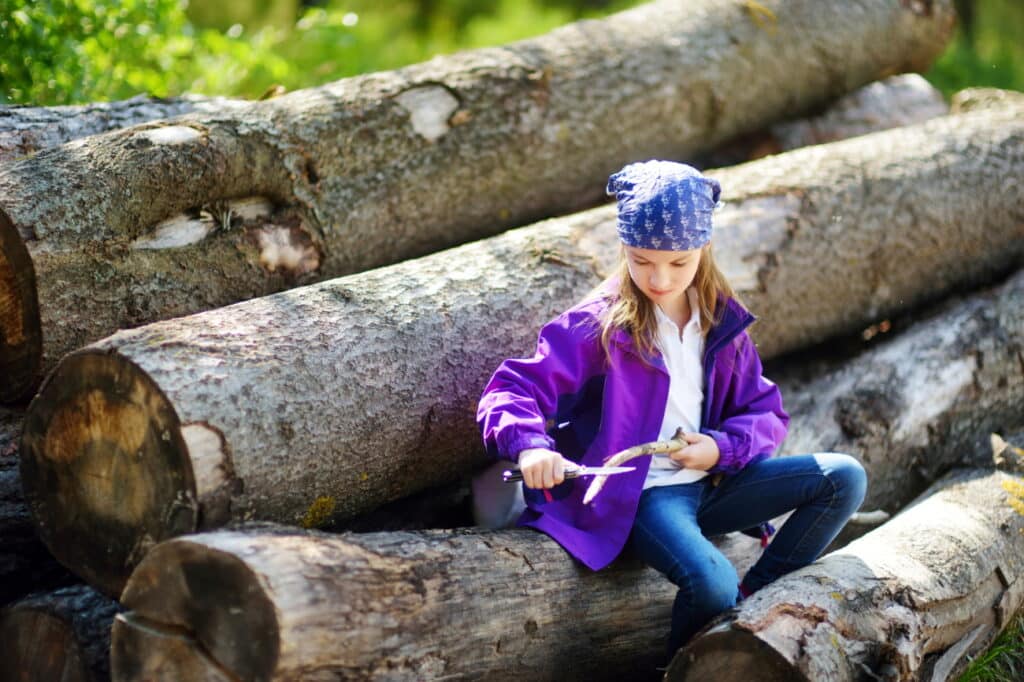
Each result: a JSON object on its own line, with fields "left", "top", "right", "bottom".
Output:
{"left": 0, "top": 0, "right": 957, "bottom": 401}
{"left": 4, "top": 0, "right": 1024, "bottom": 679}
{"left": 108, "top": 444, "right": 1024, "bottom": 681}
{"left": 17, "top": 96, "right": 1024, "bottom": 596}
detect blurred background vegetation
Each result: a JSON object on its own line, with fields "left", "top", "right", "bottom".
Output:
{"left": 0, "top": 0, "right": 1021, "bottom": 106}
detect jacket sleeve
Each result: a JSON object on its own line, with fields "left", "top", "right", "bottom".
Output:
{"left": 477, "top": 308, "right": 605, "bottom": 463}
{"left": 702, "top": 332, "right": 789, "bottom": 475}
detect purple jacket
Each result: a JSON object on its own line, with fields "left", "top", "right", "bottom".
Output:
{"left": 476, "top": 291, "right": 789, "bottom": 570}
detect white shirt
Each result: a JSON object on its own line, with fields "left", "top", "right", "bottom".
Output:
{"left": 643, "top": 287, "right": 708, "bottom": 489}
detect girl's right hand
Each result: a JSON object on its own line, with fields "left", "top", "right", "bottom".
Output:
{"left": 517, "top": 448, "right": 572, "bottom": 489}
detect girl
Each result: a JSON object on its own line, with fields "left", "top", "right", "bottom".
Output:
{"left": 476, "top": 160, "right": 866, "bottom": 655}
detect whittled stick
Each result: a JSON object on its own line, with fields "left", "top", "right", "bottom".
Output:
{"left": 583, "top": 428, "right": 687, "bottom": 504}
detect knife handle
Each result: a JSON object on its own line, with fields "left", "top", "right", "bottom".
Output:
{"left": 503, "top": 469, "right": 581, "bottom": 482}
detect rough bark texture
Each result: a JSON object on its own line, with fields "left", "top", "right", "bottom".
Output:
{"left": 0, "top": 0, "right": 957, "bottom": 401}
{"left": 0, "top": 584, "right": 119, "bottom": 682}
{"left": 0, "top": 73, "right": 947, "bottom": 177}
{"left": 0, "top": 94, "right": 241, "bottom": 166}
{"left": 775, "top": 269, "right": 1024, "bottom": 518}
{"left": 0, "top": 406, "right": 73, "bottom": 606}
{"left": 110, "top": 524, "right": 760, "bottom": 682}
{"left": 18, "top": 101, "right": 1024, "bottom": 595}
{"left": 667, "top": 468, "right": 1024, "bottom": 682}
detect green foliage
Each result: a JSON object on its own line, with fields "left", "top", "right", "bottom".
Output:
{"left": 926, "top": 0, "right": 1024, "bottom": 97}
{"left": 0, "top": 0, "right": 644, "bottom": 105}
{"left": 957, "top": 611, "right": 1024, "bottom": 682}
{"left": 0, "top": 0, "right": 194, "bottom": 104}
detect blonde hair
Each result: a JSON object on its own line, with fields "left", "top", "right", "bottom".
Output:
{"left": 597, "top": 243, "right": 737, "bottom": 362}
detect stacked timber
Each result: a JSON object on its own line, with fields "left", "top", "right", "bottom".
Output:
{"left": 6, "top": 5, "right": 1024, "bottom": 679}
{"left": 0, "top": 0, "right": 957, "bottom": 401}
{"left": 667, "top": 468, "right": 1024, "bottom": 682}
{"left": 107, "top": 454, "right": 1024, "bottom": 680}
{"left": 17, "top": 97, "right": 1024, "bottom": 596}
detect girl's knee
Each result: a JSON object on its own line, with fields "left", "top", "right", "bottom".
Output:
{"left": 683, "top": 557, "right": 739, "bottom": 614}
{"left": 817, "top": 453, "right": 867, "bottom": 509}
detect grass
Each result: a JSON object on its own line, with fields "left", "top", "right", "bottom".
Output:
{"left": 956, "top": 611, "right": 1024, "bottom": 681}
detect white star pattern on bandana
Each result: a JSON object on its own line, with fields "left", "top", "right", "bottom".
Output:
{"left": 607, "top": 160, "right": 720, "bottom": 252}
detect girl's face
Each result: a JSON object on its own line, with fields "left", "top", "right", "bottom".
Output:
{"left": 624, "top": 245, "right": 702, "bottom": 307}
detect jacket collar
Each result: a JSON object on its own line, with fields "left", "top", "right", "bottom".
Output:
{"left": 605, "top": 292, "right": 754, "bottom": 364}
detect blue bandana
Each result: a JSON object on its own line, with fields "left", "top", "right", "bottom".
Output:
{"left": 606, "top": 160, "right": 721, "bottom": 251}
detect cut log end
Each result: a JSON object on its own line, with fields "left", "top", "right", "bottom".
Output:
{"left": 665, "top": 621, "right": 806, "bottom": 682}
{"left": 0, "top": 208, "right": 41, "bottom": 404}
{"left": 20, "top": 350, "right": 197, "bottom": 596}
{"left": 117, "top": 539, "right": 280, "bottom": 681}
{"left": 0, "top": 608, "right": 92, "bottom": 682}
{"left": 111, "top": 613, "right": 235, "bottom": 682}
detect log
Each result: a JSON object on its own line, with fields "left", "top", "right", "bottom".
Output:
{"left": 0, "top": 0, "right": 957, "bottom": 401}
{"left": 19, "top": 101, "right": 1024, "bottom": 595}
{"left": 0, "top": 406, "right": 73, "bottom": 606}
{"left": 0, "top": 73, "right": 948, "bottom": 173}
{"left": 0, "top": 94, "right": 243, "bottom": 166}
{"left": 700, "top": 73, "right": 947, "bottom": 167}
{"left": 109, "top": 524, "right": 760, "bottom": 682}
{"left": 0, "top": 584, "right": 119, "bottom": 682}
{"left": 666, "top": 468, "right": 1024, "bottom": 682}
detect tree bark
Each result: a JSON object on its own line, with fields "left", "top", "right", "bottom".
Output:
{"left": 0, "top": 407, "right": 74, "bottom": 606}
{"left": 18, "top": 100, "right": 1024, "bottom": 595}
{"left": 0, "top": 94, "right": 241, "bottom": 166}
{"left": 0, "top": 74, "right": 948, "bottom": 177}
{"left": 0, "top": 584, "right": 119, "bottom": 682}
{"left": 110, "top": 524, "right": 759, "bottom": 682}
{"left": 666, "top": 468, "right": 1024, "bottom": 682}
{"left": 0, "top": 0, "right": 957, "bottom": 402}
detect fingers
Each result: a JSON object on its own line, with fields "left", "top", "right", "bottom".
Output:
{"left": 668, "top": 447, "right": 690, "bottom": 464}
{"left": 520, "top": 450, "right": 566, "bottom": 489}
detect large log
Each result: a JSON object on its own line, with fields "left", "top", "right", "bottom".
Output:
{"left": 0, "top": 584, "right": 119, "bottom": 682}
{"left": 0, "top": 74, "right": 947, "bottom": 173}
{"left": 109, "top": 524, "right": 759, "bottom": 682}
{"left": 667, "top": 468, "right": 1024, "bottom": 682}
{"left": 0, "top": 406, "right": 73, "bottom": 606}
{"left": 19, "top": 101, "right": 1024, "bottom": 595}
{"left": 0, "top": 94, "right": 242, "bottom": 166}
{"left": 0, "top": 0, "right": 957, "bottom": 402}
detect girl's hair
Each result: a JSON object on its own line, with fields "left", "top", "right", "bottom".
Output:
{"left": 597, "top": 243, "right": 737, "bottom": 361}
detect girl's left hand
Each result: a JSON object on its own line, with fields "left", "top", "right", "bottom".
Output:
{"left": 668, "top": 432, "right": 720, "bottom": 471}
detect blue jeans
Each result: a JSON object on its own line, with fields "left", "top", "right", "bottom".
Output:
{"left": 628, "top": 453, "right": 867, "bottom": 653}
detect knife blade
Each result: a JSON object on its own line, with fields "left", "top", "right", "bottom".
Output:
{"left": 502, "top": 465, "right": 635, "bottom": 483}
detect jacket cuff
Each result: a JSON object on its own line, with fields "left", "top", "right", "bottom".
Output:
{"left": 501, "top": 432, "right": 556, "bottom": 463}
{"left": 704, "top": 429, "right": 738, "bottom": 474}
